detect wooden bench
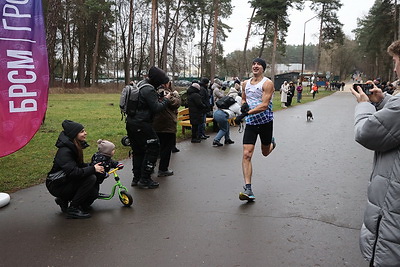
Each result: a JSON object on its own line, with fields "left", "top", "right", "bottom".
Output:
{"left": 177, "top": 108, "right": 213, "bottom": 134}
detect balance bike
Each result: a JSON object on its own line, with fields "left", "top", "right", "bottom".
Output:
{"left": 98, "top": 167, "right": 133, "bottom": 207}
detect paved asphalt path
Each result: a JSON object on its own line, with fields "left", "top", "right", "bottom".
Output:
{"left": 0, "top": 90, "right": 373, "bottom": 267}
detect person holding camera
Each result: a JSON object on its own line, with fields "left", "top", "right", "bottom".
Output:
{"left": 153, "top": 81, "right": 181, "bottom": 177}
{"left": 235, "top": 58, "right": 276, "bottom": 201}
{"left": 127, "top": 66, "right": 172, "bottom": 189}
{"left": 350, "top": 40, "right": 400, "bottom": 266}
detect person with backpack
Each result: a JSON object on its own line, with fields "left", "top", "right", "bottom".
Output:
{"left": 125, "top": 66, "right": 172, "bottom": 189}
{"left": 212, "top": 95, "right": 241, "bottom": 147}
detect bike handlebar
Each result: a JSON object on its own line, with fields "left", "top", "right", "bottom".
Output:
{"left": 108, "top": 167, "right": 120, "bottom": 175}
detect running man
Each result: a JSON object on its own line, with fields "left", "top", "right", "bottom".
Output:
{"left": 238, "top": 58, "right": 276, "bottom": 201}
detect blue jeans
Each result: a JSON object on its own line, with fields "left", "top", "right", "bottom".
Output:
{"left": 297, "top": 92, "right": 302, "bottom": 102}
{"left": 213, "top": 109, "right": 230, "bottom": 142}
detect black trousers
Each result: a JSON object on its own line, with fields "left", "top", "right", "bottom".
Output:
{"left": 191, "top": 124, "right": 199, "bottom": 139}
{"left": 126, "top": 121, "right": 160, "bottom": 180}
{"left": 46, "top": 174, "right": 99, "bottom": 207}
{"left": 156, "top": 132, "right": 175, "bottom": 171}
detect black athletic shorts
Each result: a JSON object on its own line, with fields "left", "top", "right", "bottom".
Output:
{"left": 243, "top": 120, "right": 273, "bottom": 145}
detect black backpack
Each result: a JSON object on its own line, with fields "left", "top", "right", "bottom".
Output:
{"left": 216, "top": 96, "right": 236, "bottom": 109}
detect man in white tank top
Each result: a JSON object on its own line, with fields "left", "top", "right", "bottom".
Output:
{"left": 238, "top": 58, "right": 276, "bottom": 201}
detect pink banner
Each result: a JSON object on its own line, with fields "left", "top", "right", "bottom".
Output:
{"left": 0, "top": 0, "right": 49, "bottom": 157}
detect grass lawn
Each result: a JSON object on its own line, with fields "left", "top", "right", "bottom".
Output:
{"left": 0, "top": 89, "right": 334, "bottom": 193}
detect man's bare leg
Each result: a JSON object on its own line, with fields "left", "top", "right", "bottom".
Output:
{"left": 242, "top": 144, "right": 255, "bottom": 184}
{"left": 261, "top": 137, "right": 276, "bottom": 156}
{"left": 240, "top": 144, "right": 256, "bottom": 201}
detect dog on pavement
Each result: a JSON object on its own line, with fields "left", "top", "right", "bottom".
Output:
{"left": 307, "top": 110, "right": 313, "bottom": 122}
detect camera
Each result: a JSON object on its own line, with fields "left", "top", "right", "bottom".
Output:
{"left": 353, "top": 83, "right": 373, "bottom": 95}
{"left": 158, "top": 90, "right": 165, "bottom": 98}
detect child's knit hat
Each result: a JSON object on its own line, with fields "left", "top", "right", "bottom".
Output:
{"left": 97, "top": 139, "right": 115, "bottom": 157}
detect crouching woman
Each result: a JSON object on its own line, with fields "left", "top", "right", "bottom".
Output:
{"left": 46, "top": 120, "right": 104, "bottom": 219}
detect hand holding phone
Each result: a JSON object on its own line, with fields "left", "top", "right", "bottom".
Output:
{"left": 353, "top": 83, "right": 373, "bottom": 95}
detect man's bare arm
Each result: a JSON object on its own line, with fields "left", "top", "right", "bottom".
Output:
{"left": 248, "top": 79, "right": 274, "bottom": 115}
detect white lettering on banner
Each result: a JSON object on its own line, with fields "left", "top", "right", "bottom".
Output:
{"left": 3, "top": 4, "right": 30, "bottom": 17}
{"left": 7, "top": 50, "right": 34, "bottom": 68}
{"left": 9, "top": 99, "right": 37, "bottom": 112}
{"left": 8, "top": 70, "right": 36, "bottom": 83}
{"left": 9, "top": 85, "right": 37, "bottom": 97}
{"left": 2, "top": 1, "right": 31, "bottom": 32}
{"left": 7, "top": 49, "right": 38, "bottom": 113}
{"left": 7, "top": 0, "right": 30, "bottom": 4}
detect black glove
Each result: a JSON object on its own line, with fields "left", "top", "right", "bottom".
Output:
{"left": 241, "top": 103, "right": 250, "bottom": 114}
{"left": 234, "top": 113, "right": 247, "bottom": 125}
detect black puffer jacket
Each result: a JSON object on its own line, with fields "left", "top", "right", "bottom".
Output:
{"left": 126, "top": 79, "right": 170, "bottom": 125}
{"left": 48, "top": 132, "right": 95, "bottom": 182}
{"left": 187, "top": 85, "right": 207, "bottom": 125}
{"left": 199, "top": 84, "right": 211, "bottom": 112}
{"left": 90, "top": 152, "right": 120, "bottom": 183}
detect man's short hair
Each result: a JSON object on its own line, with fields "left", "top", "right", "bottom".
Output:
{"left": 387, "top": 40, "right": 400, "bottom": 57}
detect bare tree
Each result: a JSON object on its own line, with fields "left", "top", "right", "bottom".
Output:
{"left": 242, "top": 7, "right": 256, "bottom": 78}
{"left": 150, "top": 0, "right": 157, "bottom": 66}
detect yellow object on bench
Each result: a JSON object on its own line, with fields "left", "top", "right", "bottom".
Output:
{"left": 177, "top": 108, "right": 213, "bottom": 134}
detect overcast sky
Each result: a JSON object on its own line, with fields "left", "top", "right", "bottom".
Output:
{"left": 222, "top": 0, "right": 376, "bottom": 55}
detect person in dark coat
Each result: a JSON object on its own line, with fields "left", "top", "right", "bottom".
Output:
{"left": 126, "top": 66, "right": 172, "bottom": 189}
{"left": 153, "top": 81, "right": 181, "bottom": 177}
{"left": 46, "top": 120, "right": 105, "bottom": 219}
{"left": 187, "top": 82, "right": 207, "bottom": 143}
{"left": 286, "top": 82, "right": 295, "bottom": 106}
{"left": 198, "top": 78, "right": 211, "bottom": 139}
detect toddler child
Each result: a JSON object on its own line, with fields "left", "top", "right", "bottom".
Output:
{"left": 91, "top": 139, "right": 124, "bottom": 184}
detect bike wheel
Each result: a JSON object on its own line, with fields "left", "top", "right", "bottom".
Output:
{"left": 119, "top": 190, "right": 133, "bottom": 207}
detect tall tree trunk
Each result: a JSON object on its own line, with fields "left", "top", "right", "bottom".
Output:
{"left": 161, "top": 0, "right": 170, "bottom": 70}
{"left": 200, "top": 14, "right": 204, "bottom": 77}
{"left": 125, "top": 0, "right": 134, "bottom": 84}
{"left": 44, "top": 0, "right": 60, "bottom": 87}
{"left": 259, "top": 21, "right": 268, "bottom": 58}
{"left": 78, "top": 27, "right": 85, "bottom": 87}
{"left": 92, "top": 15, "right": 103, "bottom": 85}
{"left": 270, "top": 20, "right": 278, "bottom": 83}
{"left": 242, "top": 7, "right": 256, "bottom": 79}
{"left": 211, "top": 0, "right": 218, "bottom": 80}
{"left": 171, "top": 0, "right": 182, "bottom": 78}
{"left": 150, "top": 0, "right": 157, "bottom": 66}
{"left": 68, "top": 21, "right": 74, "bottom": 83}
{"left": 315, "top": 3, "right": 325, "bottom": 76}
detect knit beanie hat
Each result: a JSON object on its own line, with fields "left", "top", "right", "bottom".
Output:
{"left": 62, "top": 120, "right": 84, "bottom": 139}
{"left": 148, "top": 66, "right": 170, "bottom": 89}
{"left": 97, "top": 139, "right": 115, "bottom": 157}
{"left": 214, "top": 78, "right": 222, "bottom": 86}
{"left": 200, "top": 78, "right": 210, "bottom": 86}
{"left": 253, "top": 58, "right": 266, "bottom": 71}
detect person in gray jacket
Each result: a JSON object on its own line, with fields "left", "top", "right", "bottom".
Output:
{"left": 350, "top": 39, "right": 400, "bottom": 266}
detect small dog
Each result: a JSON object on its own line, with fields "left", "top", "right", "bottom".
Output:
{"left": 307, "top": 110, "right": 313, "bottom": 122}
